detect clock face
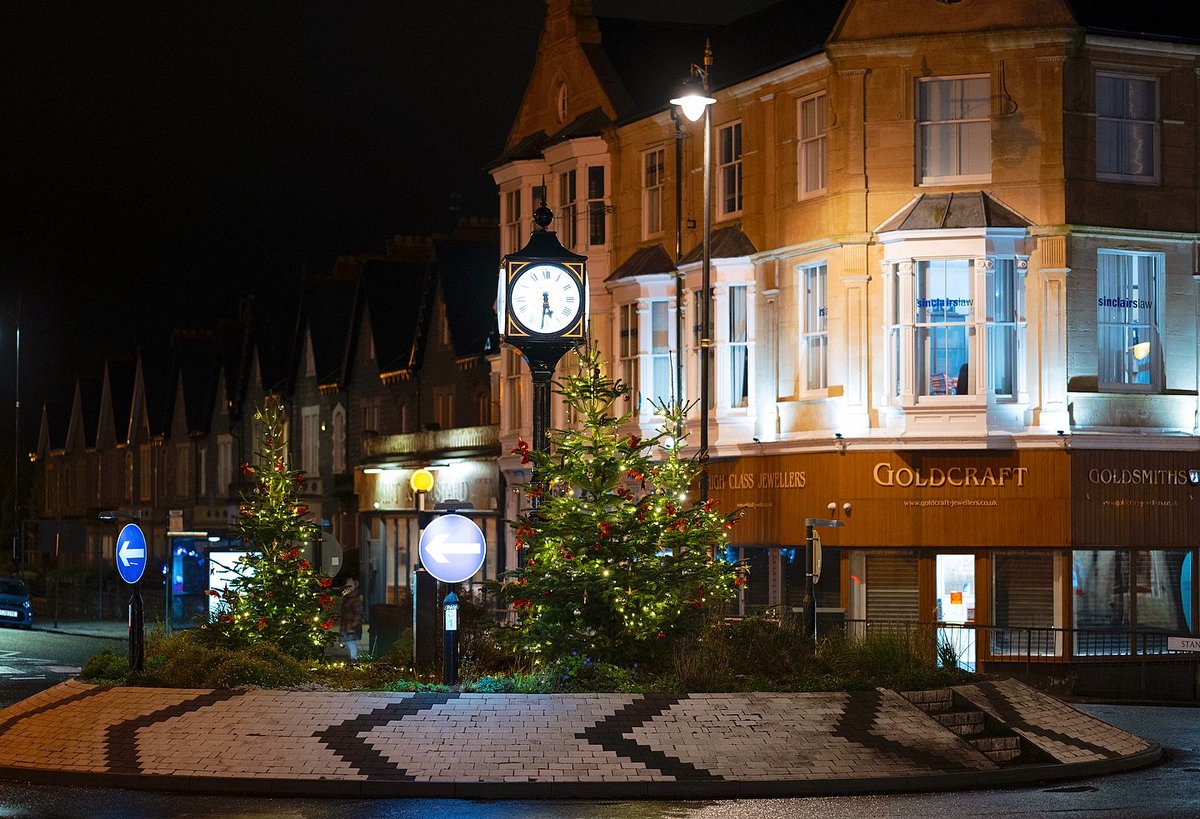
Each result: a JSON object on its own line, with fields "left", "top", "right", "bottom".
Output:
{"left": 509, "top": 263, "right": 582, "bottom": 335}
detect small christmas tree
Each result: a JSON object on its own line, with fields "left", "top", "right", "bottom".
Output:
{"left": 206, "top": 398, "right": 335, "bottom": 659}
{"left": 495, "top": 343, "right": 745, "bottom": 667}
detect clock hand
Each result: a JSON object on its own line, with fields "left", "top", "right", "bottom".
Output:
{"left": 541, "top": 292, "right": 553, "bottom": 328}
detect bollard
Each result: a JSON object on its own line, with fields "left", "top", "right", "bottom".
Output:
{"left": 443, "top": 591, "right": 459, "bottom": 686}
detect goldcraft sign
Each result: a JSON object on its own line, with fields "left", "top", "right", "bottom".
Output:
{"left": 873, "top": 462, "right": 1028, "bottom": 488}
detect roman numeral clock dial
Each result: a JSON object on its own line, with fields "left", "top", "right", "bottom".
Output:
{"left": 503, "top": 262, "right": 584, "bottom": 337}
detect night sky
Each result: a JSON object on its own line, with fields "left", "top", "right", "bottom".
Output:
{"left": 0, "top": 1, "right": 775, "bottom": 462}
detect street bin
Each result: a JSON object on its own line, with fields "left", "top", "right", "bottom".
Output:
{"left": 369, "top": 603, "right": 403, "bottom": 659}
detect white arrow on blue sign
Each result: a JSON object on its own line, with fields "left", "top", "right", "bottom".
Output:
{"left": 116, "top": 523, "right": 148, "bottom": 585}
{"left": 418, "top": 514, "right": 486, "bottom": 584}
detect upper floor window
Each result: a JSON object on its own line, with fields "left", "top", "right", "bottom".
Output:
{"left": 642, "top": 148, "right": 665, "bottom": 238}
{"left": 217, "top": 434, "right": 233, "bottom": 494}
{"left": 433, "top": 387, "right": 455, "bottom": 430}
{"left": 504, "top": 188, "right": 523, "bottom": 252}
{"left": 1096, "top": 73, "right": 1158, "bottom": 183}
{"left": 798, "top": 93, "right": 828, "bottom": 198}
{"left": 587, "top": 166, "right": 606, "bottom": 246}
{"left": 1097, "top": 249, "right": 1162, "bottom": 392}
{"left": 648, "top": 300, "right": 672, "bottom": 409}
{"left": 619, "top": 303, "right": 639, "bottom": 404}
{"left": 175, "top": 444, "right": 189, "bottom": 499}
{"left": 558, "top": 170, "right": 578, "bottom": 249}
{"left": 361, "top": 401, "right": 380, "bottom": 435}
{"left": 729, "top": 285, "right": 749, "bottom": 407}
{"left": 800, "top": 262, "right": 828, "bottom": 391}
{"left": 987, "top": 259, "right": 1021, "bottom": 398}
{"left": 198, "top": 446, "right": 207, "bottom": 497}
{"left": 718, "top": 121, "right": 743, "bottom": 216}
{"left": 504, "top": 347, "right": 524, "bottom": 432}
{"left": 918, "top": 76, "right": 990, "bottom": 184}
{"left": 692, "top": 290, "right": 714, "bottom": 409}
{"left": 331, "top": 405, "right": 346, "bottom": 473}
{"left": 300, "top": 405, "right": 319, "bottom": 476}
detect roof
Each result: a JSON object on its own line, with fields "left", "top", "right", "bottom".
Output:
{"left": 297, "top": 277, "right": 357, "bottom": 389}
{"left": 76, "top": 378, "right": 102, "bottom": 449}
{"left": 679, "top": 225, "right": 758, "bottom": 265}
{"left": 105, "top": 358, "right": 137, "bottom": 444}
{"left": 434, "top": 237, "right": 502, "bottom": 359}
{"left": 877, "top": 192, "right": 1032, "bottom": 233}
{"left": 43, "top": 399, "right": 72, "bottom": 452}
{"left": 607, "top": 244, "right": 676, "bottom": 282}
{"left": 361, "top": 259, "right": 433, "bottom": 375}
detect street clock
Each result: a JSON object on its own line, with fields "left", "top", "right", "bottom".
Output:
{"left": 497, "top": 202, "right": 589, "bottom": 473}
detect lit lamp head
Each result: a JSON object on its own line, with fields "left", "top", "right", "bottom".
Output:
{"left": 670, "top": 75, "right": 715, "bottom": 123}
{"left": 410, "top": 468, "right": 435, "bottom": 495}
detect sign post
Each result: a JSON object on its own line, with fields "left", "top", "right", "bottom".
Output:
{"left": 805, "top": 518, "right": 843, "bottom": 642}
{"left": 116, "top": 523, "right": 148, "bottom": 672}
{"left": 419, "top": 514, "right": 485, "bottom": 686}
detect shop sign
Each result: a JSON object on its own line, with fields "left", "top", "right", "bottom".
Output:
{"left": 711, "top": 470, "right": 806, "bottom": 491}
{"left": 1087, "top": 468, "right": 1191, "bottom": 486}
{"left": 1167, "top": 636, "right": 1200, "bottom": 652}
{"left": 873, "top": 462, "right": 1028, "bottom": 488}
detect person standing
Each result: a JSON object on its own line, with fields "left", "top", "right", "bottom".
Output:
{"left": 339, "top": 576, "right": 364, "bottom": 662}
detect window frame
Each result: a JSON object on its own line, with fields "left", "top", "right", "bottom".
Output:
{"left": 1096, "top": 248, "right": 1164, "bottom": 394}
{"left": 300, "top": 405, "right": 320, "bottom": 476}
{"left": 586, "top": 165, "right": 606, "bottom": 247}
{"left": 648, "top": 299, "right": 673, "bottom": 410}
{"left": 717, "top": 120, "right": 743, "bottom": 217}
{"left": 728, "top": 284, "right": 749, "bottom": 408}
{"left": 1095, "top": 71, "right": 1160, "bottom": 184}
{"left": 618, "top": 302, "right": 640, "bottom": 406}
{"left": 504, "top": 187, "right": 523, "bottom": 253}
{"left": 799, "top": 261, "right": 829, "bottom": 393}
{"left": 558, "top": 169, "right": 578, "bottom": 249}
{"left": 797, "top": 92, "right": 828, "bottom": 199}
{"left": 642, "top": 147, "right": 665, "bottom": 239}
{"left": 916, "top": 75, "right": 992, "bottom": 186}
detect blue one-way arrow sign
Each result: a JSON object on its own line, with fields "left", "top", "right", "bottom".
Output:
{"left": 115, "top": 523, "right": 148, "bottom": 585}
{"left": 418, "top": 514, "right": 486, "bottom": 584}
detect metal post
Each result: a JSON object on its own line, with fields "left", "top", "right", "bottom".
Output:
{"left": 672, "top": 109, "right": 685, "bottom": 407}
{"left": 128, "top": 582, "right": 144, "bottom": 673}
{"left": 698, "top": 63, "right": 713, "bottom": 503}
{"left": 443, "top": 590, "right": 459, "bottom": 686}
{"left": 12, "top": 307, "right": 19, "bottom": 577}
{"left": 804, "top": 523, "right": 815, "bottom": 640}
{"left": 529, "top": 358, "right": 556, "bottom": 503}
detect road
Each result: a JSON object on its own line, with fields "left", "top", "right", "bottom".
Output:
{"left": 0, "top": 630, "right": 1196, "bottom": 817}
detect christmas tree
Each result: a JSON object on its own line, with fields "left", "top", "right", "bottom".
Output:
{"left": 496, "top": 343, "right": 745, "bottom": 667}
{"left": 205, "top": 398, "right": 335, "bottom": 659}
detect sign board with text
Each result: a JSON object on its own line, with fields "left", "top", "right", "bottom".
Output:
{"left": 1167, "top": 636, "right": 1200, "bottom": 652}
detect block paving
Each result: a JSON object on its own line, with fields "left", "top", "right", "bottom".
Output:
{"left": 0, "top": 678, "right": 1160, "bottom": 797}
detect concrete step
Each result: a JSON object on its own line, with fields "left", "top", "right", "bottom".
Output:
{"left": 933, "top": 710, "right": 985, "bottom": 736}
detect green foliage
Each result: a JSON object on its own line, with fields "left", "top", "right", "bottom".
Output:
{"left": 130, "top": 630, "right": 305, "bottom": 688}
{"left": 203, "top": 398, "right": 336, "bottom": 659}
{"left": 493, "top": 342, "right": 744, "bottom": 667}
{"left": 81, "top": 648, "right": 129, "bottom": 684}
{"left": 205, "top": 643, "right": 307, "bottom": 688}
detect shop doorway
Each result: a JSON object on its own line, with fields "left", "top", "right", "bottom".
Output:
{"left": 936, "top": 553, "right": 976, "bottom": 671}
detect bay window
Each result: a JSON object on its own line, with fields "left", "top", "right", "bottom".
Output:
{"left": 558, "top": 169, "right": 577, "bottom": 249}
{"left": 649, "top": 300, "right": 672, "bottom": 408}
{"left": 916, "top": 260, "right": 971, "bottom": 396}
{"left": 729, "top": 285, "right": 749, "bottom": 407}
{"left": 619, "top": 303, "right": 639, "bottom": 403}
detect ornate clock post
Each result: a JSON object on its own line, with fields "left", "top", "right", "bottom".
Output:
{"left": 498, "top": 202, "right": 588, "bottom": 480}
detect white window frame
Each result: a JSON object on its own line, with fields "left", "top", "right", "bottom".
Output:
{"left": 1096, "top": 72, "right": 1159, "bottom": 184}
{"left": 642, "top": 147, "right": 665, "bottom": 238}
{"left": 558, "top": 169, "right": 578, "bottom": 249}
{"left": 1097, "top": 249, "right": 1164, "bottom": 393}
{"left": 717, "top": 121, "right": 743, "bottom": 217}
{"left": 504, "top": 187, "right": 523, "bottom": 253}
{"left": 586, "top": 165, "right": 607, "bottom": 248}
{"left": 797, "top": 92, "right": 828, "bottom": 199}
{"left": 300, "top": 405, "right": 320, "bottom": 476}
{"left": 618, "top": 303, "right": 640, "bottom": 406}
{"left": 799, "top": 262, "right": 828, "bottom": 393}
{"left": 504, "top": 347, "right": 524, "bottom": 433}
{"left": 917, "top": 75, "right": 991, "bottom": 185}
{"left": 728, "top": 285, "right": 750, "bottom": 408}
{"left": 648, "top": 300, "right": 673, "bottom": 410}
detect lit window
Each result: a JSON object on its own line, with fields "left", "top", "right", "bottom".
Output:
{"left": 558, "top": 170, "right": 577, "bottom": 249}
{"left": 217, "top": 435, "right": 232, "bottom": 494}
{"left": 301, "top": 405, "right": 319, "bottom": 476}
{"left": 800, "top": 262, "right": 828, "bottom": 391}
{"left": 642, "top": 148, "right": 665, "bottom": 237}
{"left": 729, "top": 285, "right": 749, "bottom": 407}
{"left": 917, "top": 76, "right": 990, "bottom": 183}
{"left": 504, "top": 188, "right": 523, "bottom": 252}
{"left": 717, "top": 121, "right": 742, "bottom": 216}
{"left": 1097, "top": 249, "right": 1162, "bottom": 392}
{"left": 916, "top": 260, "right": 972, "bottom": 396}
{"left": 1096, "top": 73, "right": 1158, "bottom": 182}
{"left": 619, "top": 303, "right": 640, "bottom": 404}
{"left": 797, "top": 93, "right": 827, "bottom": 198}
{"left": 504, "top": 347, "right": 524, "bottom": 431}
{"left": 587, "top": 166, "right": 606, "bottom": 246}
{"left": 987, "top": 259, "right": 1020, "bottom": 398}
{"left": 649, "top": 300, "right": 672, "bottom": 408}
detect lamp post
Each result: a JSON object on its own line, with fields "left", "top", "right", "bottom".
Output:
{"left": 9, "top": 305, "right": 18, "bottom": 577}
{"left": 671, "top": 42, "right": 716, "bottom": 501}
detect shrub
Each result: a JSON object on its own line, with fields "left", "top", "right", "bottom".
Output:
{"left": 140, "top": 630, "right": 232, "bottom": 688}
{"left": 535, "top": 656, "right": 639, "bottom": 693}
{"left": 81, "top": 648, "right": 129, "bottom": 684}
{"left": 206, "top": 642, "right": 307, "bottom": 688}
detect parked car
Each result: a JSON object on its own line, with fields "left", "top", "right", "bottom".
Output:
{"left": 0, "top": 578, "right": 33, "bottom": 629}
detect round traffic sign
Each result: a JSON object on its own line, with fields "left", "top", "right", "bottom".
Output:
{"left": 418, "top": 514, "right": 486, "bottom": 584}
{"left": 116, "top": 523, "right": 148, "bottom": 584}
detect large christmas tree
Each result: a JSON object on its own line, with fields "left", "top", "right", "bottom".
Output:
{"left": 206, "top": 398, "right": 335, "bottom": 659}
{"left": 496, "top": 343, "right": 744, "bottom": 667}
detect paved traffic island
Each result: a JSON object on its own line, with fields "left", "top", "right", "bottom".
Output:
{"left": 0, "top": 677, "right": 1159, "bottom": 798}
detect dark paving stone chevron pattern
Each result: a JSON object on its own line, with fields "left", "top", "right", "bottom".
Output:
{"left": 0, "top": 679, "right": 1156, "bottom": 791}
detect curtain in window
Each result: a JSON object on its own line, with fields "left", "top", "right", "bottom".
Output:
{"left": 729, "top": 286, "right": 748, "bottom": 407}
{"left": 919, "top": 77, "right": 990, "bottom": 179}
{"left": 1097, "top": 74, "right": 1157, "bottom": 178}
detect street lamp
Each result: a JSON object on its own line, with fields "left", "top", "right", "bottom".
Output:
{"left": 671, "top": 42, "right": 715, "bottom": 500}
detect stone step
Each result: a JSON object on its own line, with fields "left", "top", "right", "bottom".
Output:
{"left": 903, "top": 689, "right": 953, "bottom": 713}
{"left": 971, "top": 735, "right": 1023, "bottom": 764}
{"left": 933, "top": 710, "right": 985, "bottom": 735}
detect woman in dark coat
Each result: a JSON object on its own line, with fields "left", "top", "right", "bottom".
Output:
{"left": 339, "top": 577, "right": 364, "bottom": 662}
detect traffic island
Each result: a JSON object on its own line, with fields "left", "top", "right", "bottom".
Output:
{"left": 0, "top": 677, "right": 1159, "bottom": 798}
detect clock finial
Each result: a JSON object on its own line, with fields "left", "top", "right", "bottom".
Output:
{"left": 533, "top": 196, "right": 554, "bottom": 231}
